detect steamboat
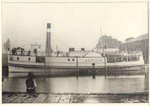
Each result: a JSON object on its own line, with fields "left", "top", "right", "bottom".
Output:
{"left": 7, "top": 23, "right": 145, "bottom": 74}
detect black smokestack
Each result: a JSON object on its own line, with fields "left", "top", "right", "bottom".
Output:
{"left": 45, "top": 23, "right": 52, "bottom": 56}
{"left": 47, "top": 23, "right": 51, "bottom": 29}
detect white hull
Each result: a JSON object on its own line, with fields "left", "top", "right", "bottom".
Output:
{"left": 8, "top": 55, "right": 144, "bottom": 69}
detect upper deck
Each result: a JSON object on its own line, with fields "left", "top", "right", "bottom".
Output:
{"left": 8, "top": 51, "right": 144, "bottom": 69}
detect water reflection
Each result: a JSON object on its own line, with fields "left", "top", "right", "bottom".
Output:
{"left": 84, "top": 97, "right": 99, "bottom": 103}
{"left": 3, "top": 75, "right": 145, "bottom": 93}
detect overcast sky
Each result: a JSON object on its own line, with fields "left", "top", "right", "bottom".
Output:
{"left": 2, "top": 0, "right": 148, "bottom": 51}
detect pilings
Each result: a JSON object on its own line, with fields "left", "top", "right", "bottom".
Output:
{"left": 2, "top": 53, "right": 9, "bottom": 80}
{"left": 144, "top": 64, "right": 149, "bottom": 92}
{"left": 104, "top": 56, "right": 107, "bottom": 78}
{"left": 92, "top": 63, "right": 96, "bottom": 79}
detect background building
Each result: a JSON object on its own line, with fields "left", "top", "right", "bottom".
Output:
{"left": 120, "top": 34, "right": 149, "bottom": 64}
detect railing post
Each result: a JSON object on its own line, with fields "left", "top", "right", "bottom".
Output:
{"left": 2, "top": 48, "right": 9, "bottom": 80}
{"left": 92, "top": 63, "right": 96, "bottom": 79}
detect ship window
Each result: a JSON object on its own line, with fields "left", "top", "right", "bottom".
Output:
{"left": 116, "top": 57, "right": 121, "bottom": 62}
{"left": 68, "top": 59, "right": 70, "bottom": 61}
{"left": 122, "top": 56, "right": 127, "bottom": 62}
{"left": 72, "top": 59, "right": 75, "bottom": 61}
{"left": 107, "top": 56, "right": 115, "bottom": 63}
{"left": 28, "top": 57, "right": 31, "bottom": 61}
{"left": 36, "top": 56, "right": 45, "bottom": 63}
{"left": 10, "top": 57, "right": 13, "bottom": 61}
{"left": 17, "top": 57, "right": 19, "bottom": 60}
{"left": 128, "top": 56, "right": 138, "bottom": 61}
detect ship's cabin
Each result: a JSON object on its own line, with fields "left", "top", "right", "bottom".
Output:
{"left": 106, "top": 52, "right": 142, "bottom": 63}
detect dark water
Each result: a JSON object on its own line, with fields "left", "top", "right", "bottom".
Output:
{"left": 3, "top": 75, "right": 145, "bottom": 93}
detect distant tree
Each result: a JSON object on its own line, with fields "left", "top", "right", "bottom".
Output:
{"left": 125, "top": 37, "right": 134, "bottom": 42}
{"left": 96, "top": 35, "right": 122, "bottom": 49}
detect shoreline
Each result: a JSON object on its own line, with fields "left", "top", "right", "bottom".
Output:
{"left": 2, "top": 93, "right": 148, "bottom": 103}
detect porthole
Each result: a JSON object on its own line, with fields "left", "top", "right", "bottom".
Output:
{"left": 72, "top": 59, "right": 75, "bottom": 61}
{"left": 28, "top": 57, "right": 31, "bottom": 61}
{"left": 68, "top": 59, "right": 70, "bottom": 61}
{"left": 92, "top": 63, "right": 95, "bottom": 66}
{"left": 17, "top": 57, "right": 19, "bottom": 61}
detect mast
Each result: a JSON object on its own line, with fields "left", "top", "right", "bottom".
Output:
{"left": 45, "top": 23, "right": 52, "bottom": 56}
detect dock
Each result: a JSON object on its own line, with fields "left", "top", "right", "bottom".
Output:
{"left": 2, "top": 93, "right": 148, "bottom": 103}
